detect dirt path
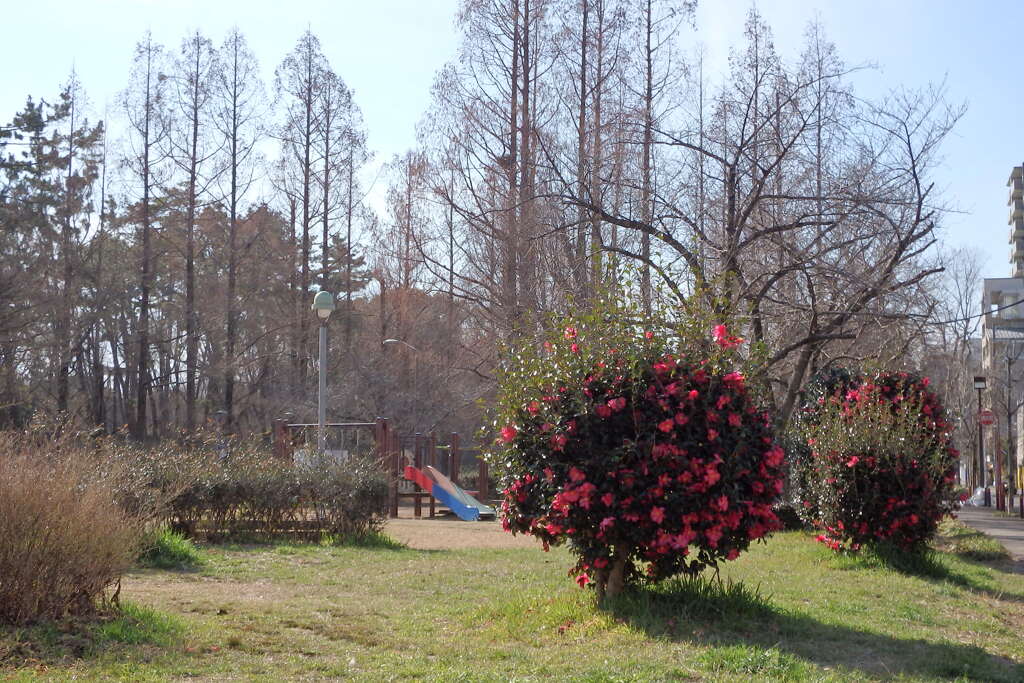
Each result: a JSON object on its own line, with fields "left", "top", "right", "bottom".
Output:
{"left": 384, "top": 515, "right": 539, "bottom": 550}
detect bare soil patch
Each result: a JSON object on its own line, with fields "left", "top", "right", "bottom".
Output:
{"left": 384, "top": 515, "right": 537, "bottom": 550}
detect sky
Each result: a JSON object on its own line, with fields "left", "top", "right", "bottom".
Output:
{"left": 3, "top": 0, "right": 1022, "bottom": 281}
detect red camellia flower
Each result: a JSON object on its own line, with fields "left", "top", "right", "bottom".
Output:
{"left": 712, "top": 324, "right": 744, "bottom": 349}
{"left": 658, "top": 419, "right": 675, "bottom": 433}
{"left": 500, "top": 425, "right": 518, "bottom": 443}
{"left": 564, "top": 326, "right": 578, "bottom": 340}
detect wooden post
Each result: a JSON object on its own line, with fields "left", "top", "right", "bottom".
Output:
{"left": 450, "top": 432, "right": 460, "bottom": 487}
{"left": 272, "top": 419, "right": 289, "bottom": 460}
{"left": 478, "top": 453, "right": 489, "bottom": 500}
{"left": 390, "top": 425, "right": 400, "bottom": 519}
{"left": 413, "top": 433, "right": 423, "bottom": 518}
{"left": 428, "top": 432, "right": 437, "bottom": 518}
{"left": 379, "top": 419, "right": 399, "bottom": 518}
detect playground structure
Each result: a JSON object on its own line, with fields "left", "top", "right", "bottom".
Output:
{"left": 271, "top": 417, "right": 494, "bottom": 520}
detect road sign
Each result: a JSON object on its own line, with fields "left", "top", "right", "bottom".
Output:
{"left": 977, "top": 409, "right": 996, "bottom": 426}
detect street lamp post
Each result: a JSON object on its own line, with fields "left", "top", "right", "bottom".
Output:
{"left": 974, "top": 376, "right": 987, "bottom": 494}
{"left": 312, "top": 291, "right": 335, "bottom": 454}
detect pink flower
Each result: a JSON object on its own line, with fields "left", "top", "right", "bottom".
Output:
{"left": 846, "top": 456, "right": 860, "bottom": 468}
{"left": 658, "top": 419, "right": 674, "bottom": 433}
{"left": 707, "top": 428, "right": 719, "bottom": 441}
{"left": 704, "top": 467, "right": 721, "bottom": 486}
{"left": 500, "top": 425, "right": 518, "bottom": 443}
{"left": 595, "top": 404, "right": 612, "bottom": 418}
{"left": 723, "top": 371, "right": 745, "bottom": 386}
{"left": 592, "top": 557, "right": 609, "bottom": 569}
{"left": 551, "top": 433, "right": 568, "bottom": 451}
{"left": 608, "top": 397, "right": 627, "bottom": 412}
{"left": 601, "top": 492, "right": 614, "bottom": 506}
{"left": 599, "top": 516, "right": 616, "bottom": 530}
{"left": 644, "top": 330, "right": 654, "bottom": 339}
{"left": 570, "top": 343, "right": 580, "bottom": 353}
{"left": 650, "top": 507, "right": 665, "bottom": 524}
{"left": 576, "top": 573, "right": 591, "bottom": 587}
{"left": 527, "top": 400, "right": 540, "bottom": 415}
{"left": 569, "top": 466, "right": 586, "bottom": 482}
{"left": 712, "top": 324, "right": 744, "bottom": 349}
{"left": 564, "top": 326, "right": 577, "bottom": 340}
{"left": 763, "top": 445, "right": 785, "bottom": 467}
{"left": 728, "top": 413, "right": 742, "bottom": 427}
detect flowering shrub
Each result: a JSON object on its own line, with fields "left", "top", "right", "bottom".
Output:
{"left": 791, "top": 369, "right": 960, "bottom": 553}
{"left": 489, "top": 299, "right": 785, "bottom": 598}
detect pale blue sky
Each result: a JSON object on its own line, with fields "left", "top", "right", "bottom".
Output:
{"left": 3, "top": 0, "right": 1021, "bottom": 280}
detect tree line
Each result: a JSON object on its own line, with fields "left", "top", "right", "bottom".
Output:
{"left": 0, "top": 2, "right": 972, "bottom": 446}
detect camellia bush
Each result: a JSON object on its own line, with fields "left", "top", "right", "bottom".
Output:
{"left": 489, "top": 297, "right": 785, "bottom": 599}
{"left": 791, "top": 368, "right": 960, "bottom": 554}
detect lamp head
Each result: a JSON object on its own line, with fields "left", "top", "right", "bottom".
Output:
{"left": 311, "top": 290, "right": 335, "bottom": 320}
{"left": 974, "top": 375, "right": 987, "bottom": 390}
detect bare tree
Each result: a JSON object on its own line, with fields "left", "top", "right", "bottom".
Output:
{"left": 169, "top": 30, "right": 217, "bottom": 430}
{"left": 214, "top": 28, "right": 264, "bottom": 431}
{"left": 122, "top": 31, "right": 170, "bottom": 439}
{"left": 276, "top": 30, "right": 327, "bottom": 390}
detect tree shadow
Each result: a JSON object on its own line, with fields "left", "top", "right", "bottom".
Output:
{"left": 602, "top": 577, "right": 1024, "bottom": 681}
{"left": 838, "top": 542, "right": 1024, "bottom": 606}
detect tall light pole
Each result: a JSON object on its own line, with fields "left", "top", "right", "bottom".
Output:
{"left": 312, "top": 291, "right": 335, "bottom": 453}
{"left": 975, "top": 375, "right": 987, "bottom": 492}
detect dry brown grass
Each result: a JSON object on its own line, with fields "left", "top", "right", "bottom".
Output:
{"left": 0, "top": 430, "right": 148, "bottom": 624}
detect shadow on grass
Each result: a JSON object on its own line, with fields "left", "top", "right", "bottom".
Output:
{"left": 0, "top": 601, "right": 182, "bottom": 669}
{"left": 833, "top": 542, "right": 1024, "bottom": 606}
{"left": 602, "top": 575, "right": 1024, "bottom": 682}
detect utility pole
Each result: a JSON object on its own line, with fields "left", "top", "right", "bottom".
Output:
{"left": 975, "top": 375, "right": 987, "bottom": 496}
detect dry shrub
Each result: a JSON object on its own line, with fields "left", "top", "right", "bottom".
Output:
{"left": 168, "top": 442, "right": 388, "bottom": 542}
{"left": 0, "top": 427, "right": 150, "bottom": 624}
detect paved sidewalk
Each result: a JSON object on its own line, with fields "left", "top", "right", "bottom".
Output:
{"left": 958, "top": 505, "right": 1024, "bottom": 561}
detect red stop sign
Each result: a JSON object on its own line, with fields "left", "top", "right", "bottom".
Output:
{"left": 977, "top": 409, "right": 996, "bottom": 426}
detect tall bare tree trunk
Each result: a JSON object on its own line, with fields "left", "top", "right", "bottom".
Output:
{"left": 639, "top": 0, "right": 654, "bottom": 314}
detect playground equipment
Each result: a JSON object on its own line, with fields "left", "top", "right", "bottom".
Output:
{"left": 404, "top": 464, "right": 495, "bottom": 521}
{"left": 271, "top": 417, "right": 494, "bottom": 520}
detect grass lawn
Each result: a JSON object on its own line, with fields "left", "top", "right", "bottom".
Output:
{"left": 2, "top": 520, "right": 1023, "bottom": 681}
